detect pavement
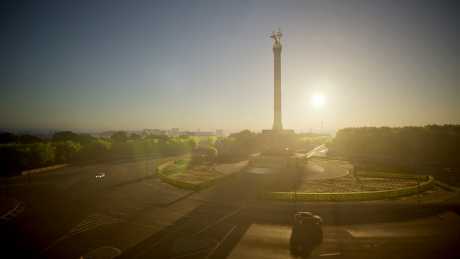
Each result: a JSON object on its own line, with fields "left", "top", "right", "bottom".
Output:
{"left": 0, "top": 155, "right": 197, "bottom": 258}
{"left": 1, "top": 155, "right": 460, "bottom": 259}
{"left": 306, "top": 145, "right": 328, "bottom": 158}
{"left": 303, "top": 159, "right": 350, "bottom": 180}
{"left": 229, "top": 211, "right": 460, "bottom": 259}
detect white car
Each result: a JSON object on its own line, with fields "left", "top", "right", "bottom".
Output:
{"left": 95, "top": 172, "right": 106, "bottom": 179}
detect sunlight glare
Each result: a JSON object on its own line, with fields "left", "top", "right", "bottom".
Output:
{"left": 311, "top": 93, "right": 326, "bottom": 108}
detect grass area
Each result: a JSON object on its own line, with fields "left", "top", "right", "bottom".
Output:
{"left": 296, "top": 158, "right": 426, "bottom": 193}
{"left": 171, "top": 165, "right": 224, "bottom": 184}
{"left": 160, "top": 158, "right": 224, "bottom": 185}
{"left": 161, "top": 159, "right": 191, "bottom": 176}
{"left": 261, "top": 158, "right": 437, "bottom": 201}
{"left": 297, "top": 174, "right": 420, "bottom": 193}
{"left": 157, "top": 159, "right": 248, "bottom": 191}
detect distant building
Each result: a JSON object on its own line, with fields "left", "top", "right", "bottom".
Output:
{"left": 142, "top": 129, "right": 167, "bottom": 136}
{"left": 142, "top": 128, "right": 218, "bottom": 137}
{"left": 168, "top": 128, "right": 180, "bottom": 137}
{"left": 216, "top": 129, "right": 224, "bottom": 137}
{"left": 180, "top": 131, "right": 215, "bottom": 137}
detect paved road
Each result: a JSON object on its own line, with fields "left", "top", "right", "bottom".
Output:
{"left": 228, "top": 211, "right": 460, "bottom": 259}
{"left": 0, "top": 156, "right": 257, "bottom": 259}
{"left": 1, "top": 155, "right": 460, "bottom": 259}
{"left": 306, "top": 145, "right": 328, "bottom": 158}
{"left": 0, "top": 156, "right": 197, "bottom": 258}
{"left": 304, "top": 159, "right": 350, "bottom": 180}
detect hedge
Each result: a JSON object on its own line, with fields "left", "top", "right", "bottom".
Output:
{"left": 261, "top": 174, "right": 435, "bottom": 202}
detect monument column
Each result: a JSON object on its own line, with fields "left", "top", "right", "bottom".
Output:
{"left": 271, "top": 30, "right": 283, "bottom": 131}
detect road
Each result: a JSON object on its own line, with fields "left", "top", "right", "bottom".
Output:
{"left": 0, "top": 155, "right": 258, "bottom": 259}
{"left": 228, "top": 208, "right": 460, "bottom": 259}
{"left": 1, "top": 155, "right": 460, "bottom": 259}
{"left": 306, "top": 144, "right": 328, "bottom": 158}
{"left": 0, "top": 156, "right": 197, "bottom": 258}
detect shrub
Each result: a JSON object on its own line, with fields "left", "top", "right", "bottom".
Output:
{"left": 191, "top": 146, "right": 218, "bottom": 165}
{"left": 75, "top": 139, "right": 112, "bottom": 162}
{"left": 54, "top": 141, "right": 81, "bottom": 163}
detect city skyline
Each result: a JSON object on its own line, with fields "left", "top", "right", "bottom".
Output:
{"left": 1, "top": 0, "right": 459, "bottom": 132}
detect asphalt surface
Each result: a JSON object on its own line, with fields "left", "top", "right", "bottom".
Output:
{"left": 229, "top": 211, "right": 460, "bottom": 259}
{"left": 1, "top": 155, "right": 460, "bottom": 259}
{"left": 0, "top": 156, "right": 196, "bottom": 258}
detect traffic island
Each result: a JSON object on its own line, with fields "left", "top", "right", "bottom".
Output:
{"left": 156, "top": 158, "right": 248, "bottom": 191}
{"left": 260, "top": 158, "right": 438, "bottom": 202}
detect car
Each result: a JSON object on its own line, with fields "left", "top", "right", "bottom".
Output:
{"left": 290, "top": 212, "right": 323, "bottom": 256}
{"left": 95, "top": 172, "right": 106, "bottom": 179}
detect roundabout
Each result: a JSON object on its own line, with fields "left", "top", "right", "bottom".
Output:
{"left": 259, "top": 157, "right": 438, "bottom": 202}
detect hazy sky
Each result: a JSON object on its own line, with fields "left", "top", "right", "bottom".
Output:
{"left": 1, "top": 0, "right": 459, "bottom": 133}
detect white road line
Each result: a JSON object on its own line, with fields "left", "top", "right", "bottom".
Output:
{"left": 320, "top": 252, "right": 341, "bottom": 257}
{"left": 42, "top": 213, "right": 123, "bottom": 253}
{"left": 205, "top": 225, "right": 238, "bottom": 259}
{"left": 1, "top": 199, "right": 25, "bottom": 223}
{"left": 68, "top": 214, "right": 121, "bottom": 235}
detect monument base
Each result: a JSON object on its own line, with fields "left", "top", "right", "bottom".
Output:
{"left": 247, "top": 129, "right": 299, "bottom": 171}
{"left": 249, "top": 153, "right": 298, "bottom": 169}
{"left": 259, "top": 129, "right": 296, "bottom": 156}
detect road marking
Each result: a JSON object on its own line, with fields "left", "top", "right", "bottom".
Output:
{"left": 42, "top": 213, "right": 123, "bottom": 253}
{"left": 306, "top": 144, "right": 328, "bottom": 158}
{"left": 193, "top": 207, "right": 243, "bottom": 236}
{"left": 205, "top": 225, "right": 238, "bottom": 259}
{"left": 68, "top": 213, "right": 122, "bottom": 236}
{"left": 81, "top": 246, "right": 122, "bottom": 259}
{"left": 320, "top": 252, "right": 341, "bottom": 257}
{"left": 170, "top": 247, "right": 210, "bottom": 259}
{"left": 0, "top": 199, "right": 25, "bottom": 223}
{"left": 346, "top": 211, "right": 460, "bottom": 238}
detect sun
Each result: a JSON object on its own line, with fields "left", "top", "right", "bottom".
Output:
{"left": 311, "top": 93, "right": 326, "bottom": 108}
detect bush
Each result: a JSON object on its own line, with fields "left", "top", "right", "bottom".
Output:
{"left": 27, "top": 143, "right": 55, "bottom": 167}
{"left": 191, "top": 146, "right": 218, "bottom": 165}
{"left": 330, "top": 125, "right": 460, "bottom": 167}
{"left": 111, "top": 131, "right": 128, "bottom": 143}
{"left": 75, "top": 139, "right": 112, "bottom": 162}
{"left": 54, "top": 141, "right": 81, "bottom": 163}
{"left": 0, "top": 132, "right": 18, "bottom": 144}
{"left": 158, "top": 137, "right": 194, "bottom": 156}
{"left": 0, "top": 143, "right": 55, "bottom": 176}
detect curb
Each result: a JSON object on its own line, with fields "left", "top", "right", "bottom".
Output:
{"left": 434, "top": 180, "right": 460, "bottom": 192}
{"left": 1, "top": 199, "right": 25, "bottom": 224}
{"left": 156, "top": 161, "right": 244, "bottom": 191}
{"left": 21, "top": 164, "right": 68, "bottom": 176}
{"left": 262, "top": 174, "right": 435, "bottom": 202}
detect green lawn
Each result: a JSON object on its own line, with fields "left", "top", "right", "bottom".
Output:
{"left": 162, "top": 158, "right": 191, "bottom": 176}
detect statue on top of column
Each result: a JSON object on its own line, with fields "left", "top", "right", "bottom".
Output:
{"left": 270, "top": 29, "right": 283, "bottom": 46}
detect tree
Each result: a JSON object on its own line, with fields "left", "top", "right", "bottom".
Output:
{"left": 130, "top": 133, "right": 141, "bottom": 140}
{"left": 18, "top": 134, "right": 42, "bottom": 144}
{"left": 330, "top": 125, "right": 460, "bottom": 167}
{"left": 54, "top": 141, "right": 81, "bottom": 163}
{"left": 75, "top": 139, "right": 112, "bottom": 162}
{"left": 191, "top": 146, "right": 218, "bottom": 165}
{"left": 52, "top": 131, "right": 96, "bottom": 145}
{"left": 111, "top": 131, "right": 128, "bottom": 143}
{"left": 216, "top": 130, "right": 259, "bottom": 161}
{"left": 27, "top": 143, "right": 55, "bottom": 167}
{"left": 0, "top": 132, "right": 17, "bottom": 144}
{"left": 52, "top": 131, "right": 80, "bottom": 142}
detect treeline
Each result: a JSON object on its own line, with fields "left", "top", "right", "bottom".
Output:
{"left": 329, "top": 125, "right": 460, "bottom": 167}
{"left": 0, "top": 131, "right": 198, "bottom": 177}
{"left": 0, "top": 129, "right": 330, "bottom": 176}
